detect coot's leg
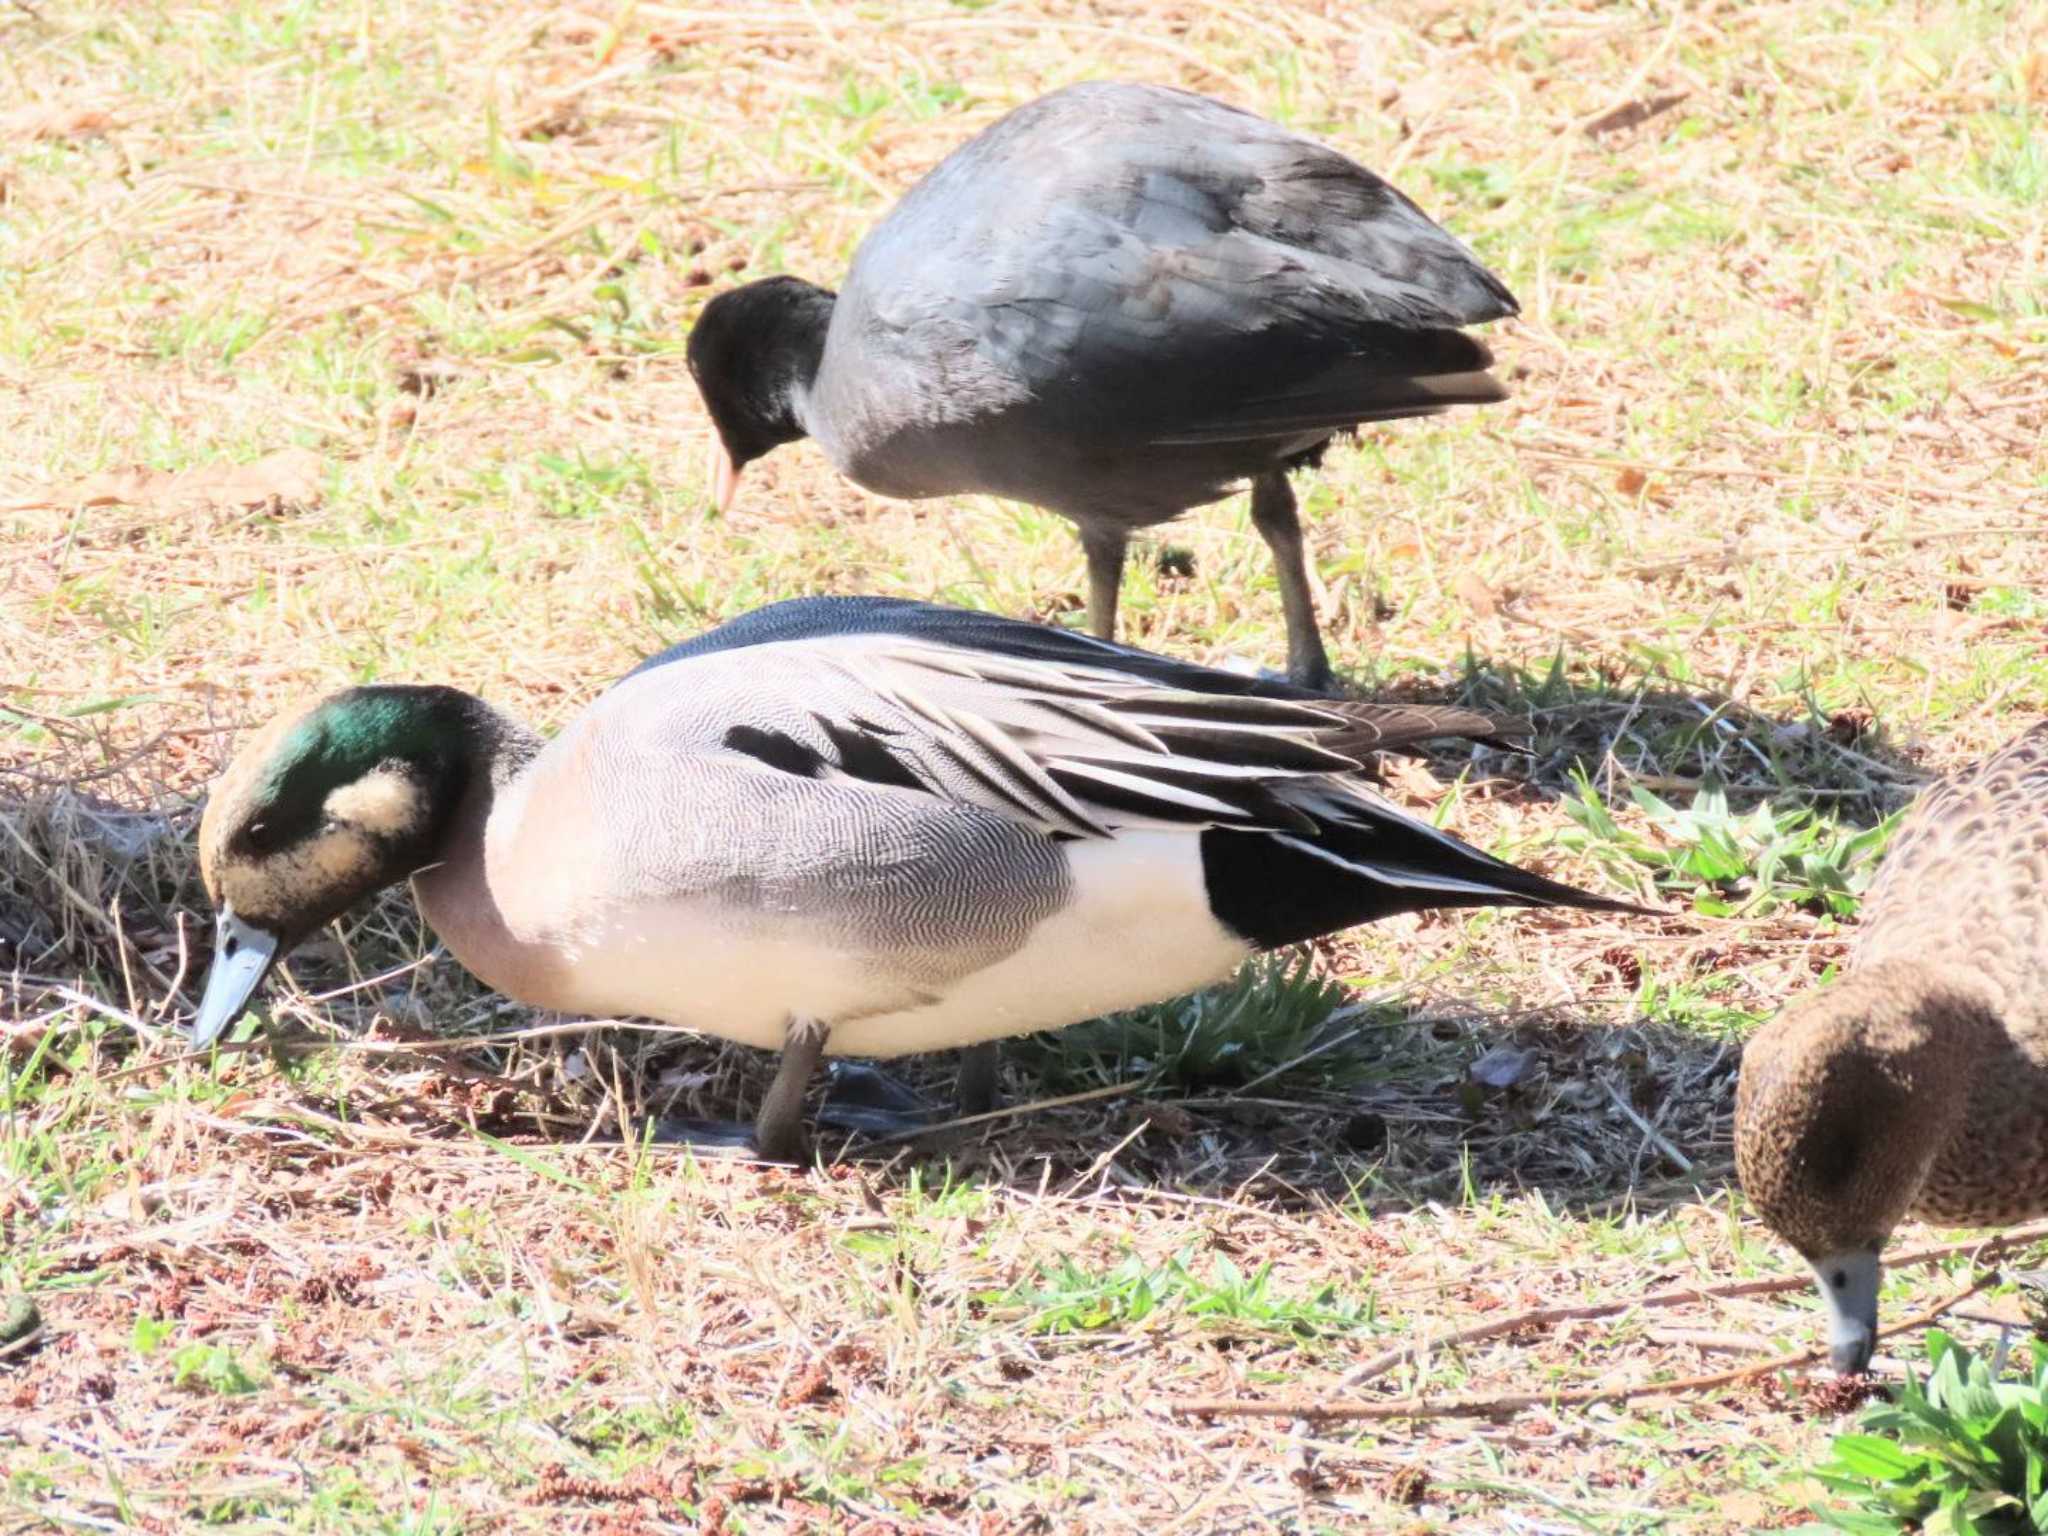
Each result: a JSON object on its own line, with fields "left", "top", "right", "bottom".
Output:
{"left": 1250, "top": 471, "right": 1335, "bottom": 693}
{"left": 955, "top": 1041, "right": 1000, "bottom": 1119}
{"left": 755, "top": 1016, "right": 829, "bottom": 1164}
{"left": 1079, "top": 524, "right": 1128, "bottom": 641}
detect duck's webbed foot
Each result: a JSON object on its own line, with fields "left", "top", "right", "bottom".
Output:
{"left": 818, "top": 1041, "right": 1006, "bottom": 1137}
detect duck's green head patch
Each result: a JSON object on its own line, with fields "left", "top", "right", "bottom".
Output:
{"left": 199, "top": 685, "right": 479, "bottom": 939}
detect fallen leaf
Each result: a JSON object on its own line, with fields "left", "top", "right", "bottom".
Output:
{"left": 1615, "top": 465, "right": 1648, "bottom": 496}
{"left": 0, "top": 104, "right": 115, "bottom": 142}
{"left": 1584, "top": 91, "right": 1689, "bottom": 138}
{"left": 1452, "top": 569, "right": 1499, "bottom": 618}
{"left": 549, "top": 10, "right": 609, "bottom": 44}
{"left": 29, "top": 447, "right": 323, "bottom": 514}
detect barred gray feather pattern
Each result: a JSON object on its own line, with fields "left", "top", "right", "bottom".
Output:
{"left": 592, "top": 757, "right": 1076, "bottom": 997}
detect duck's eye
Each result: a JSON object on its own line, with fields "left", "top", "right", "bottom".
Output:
{"left": 1830, "top": 1269, "right": 1848, "bottom": 1291}
{"left": 238, "top": 816, "right": 302, "bottom": 857}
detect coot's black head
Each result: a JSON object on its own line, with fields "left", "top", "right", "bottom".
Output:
{"left": 686, "top": 276, "right": 836, "bottom": 508}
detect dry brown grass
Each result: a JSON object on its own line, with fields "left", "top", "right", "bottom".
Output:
{"left": 3, "top": 0, "right": 2046, "bottom": 1530}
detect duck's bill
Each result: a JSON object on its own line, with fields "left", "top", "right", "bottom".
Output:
{"left": 191, "top": 906, "right": 281, "bottom": 1048}
{"left": 708, "top": 435, "right": 740, "bottom": 513}
{"left": 1812, "top": 1249, "right": 1881, "bottom": 1375}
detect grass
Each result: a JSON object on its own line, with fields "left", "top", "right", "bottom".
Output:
{"left": 2, "top": 0, "right": 2046, "bottom": 1530}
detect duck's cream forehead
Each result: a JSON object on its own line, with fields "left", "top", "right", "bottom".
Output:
{"left": 196, "top": 696, "right": 430, "bottom": 926}
{"left": 197, "top": 697, "right": 332, "bottom": 904}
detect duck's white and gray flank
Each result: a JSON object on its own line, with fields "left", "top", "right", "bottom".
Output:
{"left": 195, "top": 597, "right": 1644, "bottom": 1160}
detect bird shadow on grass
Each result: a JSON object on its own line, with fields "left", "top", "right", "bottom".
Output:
{"left": 1355, "top": 645, "right": 1927, "bottom": 829}
{"left": 793, "top": 965, "right": 1740, "bottom": 1223}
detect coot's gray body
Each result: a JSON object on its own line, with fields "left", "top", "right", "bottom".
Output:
{"left": 689, "top": 83, "right": 1518, "bottom": 689}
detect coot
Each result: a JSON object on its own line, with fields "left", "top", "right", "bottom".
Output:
{"left": 688, "top": 82, "right": 1517, "bottom": 690}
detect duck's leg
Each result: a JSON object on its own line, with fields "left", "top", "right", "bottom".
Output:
{"left": 1249, "top": 470, "right": 1335, "bottom": 693}
{"left": 955, "top": 1041, "right": 1001, "bottom": 1119}
{"left": 754, "top": 1016, "right": 829, "bottom": 1164}
{"left": 1079, "top": 525, "right": 1128, "bottom": 641}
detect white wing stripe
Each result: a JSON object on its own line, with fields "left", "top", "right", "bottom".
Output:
{"left": 1050, "top": 761, "right": 1251, "bottom": 819}
{"left": 1267, "top": 832, "right": 1531, "bottom": 901}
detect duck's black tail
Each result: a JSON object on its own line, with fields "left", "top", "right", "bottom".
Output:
{"left": 1200, "top": 785, "right": 1654, "bottom": 950}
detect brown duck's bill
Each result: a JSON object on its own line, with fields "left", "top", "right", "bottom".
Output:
{"left": 1813, "top": 1249, "right": 1881, "bottom": 1374}
{"left": 708, "top": 436, "right": 740, "bottom": 513}
{"left": 191, "top": 905, "right": 280, "bottom": 1048}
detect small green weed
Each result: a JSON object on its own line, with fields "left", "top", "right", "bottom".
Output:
{"left": 1801, "top": 1331, "right": 2048, "bottom": 1534}
{"left": 998, "top": 1249, "right": 1379, "bottom": 1342}
{"left": 170, "top": 1341, "right": 264, "bottom": 1395}
{"left": 1012, "top": 955, "right": 1358, "bottom": 1094}
{"left": 1560, "top": 769, "right": 1899, "bottom": 917}
{"left": 130, "top": 1314, "right": 175, "bottom": 1356}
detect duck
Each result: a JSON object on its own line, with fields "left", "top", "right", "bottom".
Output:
{"left": 1736, "top": 721, "right": 2048, "bottom": 1373}
{"left": 192, "top": 595, "right": 1644, "bottom": 1162}
{"left": 686, "top": 81, "right": 1515, "bottom": 693}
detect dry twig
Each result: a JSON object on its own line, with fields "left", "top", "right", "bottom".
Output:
{"left": 1331, "top": 1220, "right": 2048, "bottom": 1391}
{"left": 1170, "top": 1271, "right": 2000, "bottom": 1422}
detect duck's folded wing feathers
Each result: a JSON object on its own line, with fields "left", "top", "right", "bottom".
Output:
{"left": 708, "top": 636, "right": 1516, "bottom": 841}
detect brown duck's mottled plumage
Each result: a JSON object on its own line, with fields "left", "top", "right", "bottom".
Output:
{"left": 1738, "top": 721, "right": 2048, "bottom": 1252}
{"left": 1853, "top": 723, "right": 2048, "bottom": 1017}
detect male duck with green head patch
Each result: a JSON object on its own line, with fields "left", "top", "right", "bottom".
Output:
{"left": 1737, "top": 721, "right": 2048, "bottom": 1373}
{"left": 193, "top": 596, "right": 1651, "bottom": 1162}
{"left": 196, "top": 689, "right": 493, "bottom": 1044}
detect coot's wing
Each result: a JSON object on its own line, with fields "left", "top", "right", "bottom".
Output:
{"left": 845, "top": 83, "right": 1515, "bottom": 438}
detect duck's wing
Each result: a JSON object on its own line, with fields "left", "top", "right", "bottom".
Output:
{"left": 599, "top": 609, "right": 1650, "bottom": 932}
{"left": 630, "top": 595, "right": 1505, "bottom": 729}
{"left": 670, "top": 631, "right": 1649, "bottom": 924}
{"left": 692, "top": 631, "right": 1499, "bottom": 841}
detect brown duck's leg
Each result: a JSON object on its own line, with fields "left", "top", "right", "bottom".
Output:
{"left": 755, "top": 1016, "right": 829, "bottom": 1164}
{"left": 1079, "top": 525, "right": 1128, "bottom": 642}
{"left": 955, "top": 1042, "right": 1000, "bottom": 1119}
{"left": 1249, "top": 470, "right": 1335, "bottom": 693}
